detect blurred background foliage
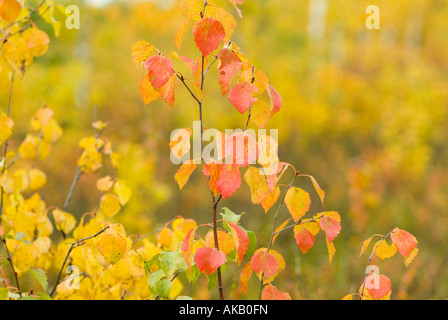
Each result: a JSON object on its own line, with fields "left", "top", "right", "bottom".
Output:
{"left": 1, "top": 0, "right": 447, "bottom": 299}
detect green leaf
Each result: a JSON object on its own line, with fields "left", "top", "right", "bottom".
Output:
{"left": 159, "top": 252, "right": 187, "bottom": 278}
{"left": 207, "top": 271, "right": 218, "bottom": 291}
{"left": 245, "top": 230, "right": 257, "bottom": 259}
{"left": 155, "top": 279, "right": 173, "bottom": 299}
{"left": 0, "top": 288, "right": 8, "bottom": 300}
{"left": 28, "top": 268, "right": 48, "bottom": 292}
{"left": 185, "top": 264, "right": 200, "bottom": 284}
{"left": 220, "top": 207, "right": 244, "bottom": 230}
{"left": 176, "top": 295, "right": 193, "bottom": 300}
{"left": 37, "top": 291, "right": 52, "bottom": 300}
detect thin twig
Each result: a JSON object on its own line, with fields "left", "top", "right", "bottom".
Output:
{"left": 50, "top": 226, "right": 110, "bottom": 297}
{"left": 176, "top": 74, "right": 200, "bottom": 104}
{"left": 63, "top": 165, "right": 85, "bottom": 212}
{"left": 1, "top": 239, "right": 21, "bottom": 297}
{"left": 203, "top": 56, "right": 219, "bottom": 78}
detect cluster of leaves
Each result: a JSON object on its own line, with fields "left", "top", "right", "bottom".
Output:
{"left": 132, "top": 0, "right": 342, "bottom": 300}
{"left": 0, "top": 0, "right": 65, "bottom": 77}
{"left": 343, "top": 227, "right": 419, "bottom": 300}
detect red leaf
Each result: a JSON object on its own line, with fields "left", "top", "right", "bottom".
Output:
{"left": 144, "top": 55, "right": 174, "bottom": 88}
{"left": 251, "top": 251, "right": 278, "bottom": 279}
{"left": 228, "top": 221, "right": 249, "bottom": 265}
{"left": 363, "top": 274, "right": 391, "bottom": 300}
{"left": 225, "top": 132, "right": 258, "bottom": 167}
{"left": 267, "top": 84, "right": 282, "bottom": 115}
{"left": 295, "top": 228, "right": 315, "bottom": 253}
{"left": 192, "top": 17, "right": 225, "bottom": 56}
{"left": 194, "top": 247, "right": 226, "bottom": 276}
{"left": 262, "top": 284, "right": 291, "bottom": 300}
{"left": 215, "top": 164, "right": 241, "bottom": 199}
{"left": 228, "top": 81, "right": 259, "bottom": 114}
{"left": 319, "top": 216, "right": 341, "bottom": 242}
{"left": 181, "top": 228, "right": 196, "bottom": 271}
{"left": 390, "top": 228, "right": 417, "bottom": 258}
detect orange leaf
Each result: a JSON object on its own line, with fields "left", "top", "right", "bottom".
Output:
{"left": 204, "top": 230, "right": 235, "bottom": 255}
{"left": 240, "top": 261, "right": 253, "bottom": 294}
{"left": 228, "top": 221, "right": 249, "bottom": 265}
{"left": 192, "top": 17, "right": 225, "bottom": 56}
{"left": 160, "top": 75, "right": 176, "bottom": 106}
{"left": 267, "top": 84, "right": 282, "bottom": 115}
{"left": 215, "top": 164, "right": 241, "bottom": 199}
{"left": 174, "top": 18, "right": 190, "bottom": 50}
{"left": 181, "top": 227, "right": 196, "bottom": 271}
{"left": 262, "top": 284, "right": 291, "bottom": 300}
{"left": 139, "top": 76, "right": 160, "bottom": 105}
{"left": 175, "top": 161, "right": 197, "bottom": 190}
{"left": 0, "top": 0, "right": 21, "bottom": 23}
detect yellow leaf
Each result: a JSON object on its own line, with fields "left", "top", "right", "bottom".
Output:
{"left": 404, "top": 247, "right": 419, "bottom": 267}
{"left": 42, "top": 119, "right": 63, "bottom": 142}
{"left": 156, "top": 227, "right": 173, "bottom": 248}
{"left": 28, "top": 168, "right": 47, "bottom": 191}
{"left": 359, "top": 236, "right": 374, "bottom": 257}
{"left": 132, "top": 40, "right": 156, "bottom": 68}
{"left": 25, "top": 28, "right": 50, "bottom": 57}
{"left": 97, "top": 224, "right": 130, "bottom": 265}
{"left": 96, "top": 176, "right": 114, "bottom": 192}
{"left": 0, "top": 113, "right": 14, "bottom": 146}
{"left": 139, "top": 75, "right": 160, "bottom": 105}
{"left": 326, "top": 238, "right": 336, "bottom": 264}
{"left": 243, "top": 166, "right": 269, "bottom": 205}
{"left": 110, "top": 152, "right": 121, "bottom": 170}
{"left": 113, "top": 180, "right": 132, "bottom": 206}
{"left": 18, "top": 134, "right": 51, "bottom": 161}
{"left": 52, "top": 208, "right": 77, "bottom": 235}
{"left": 77, "top": 147, "right": 102, "bottom": 173}
{"left": 374, "top": 240, "right": 397, "bottom": 260}
{"left": 100, "top": 193, "right": 121, "bottom": 217}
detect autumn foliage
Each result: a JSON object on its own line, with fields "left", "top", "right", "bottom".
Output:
{"left": 0, "top": 0, "right": 423, "bottom": 301}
